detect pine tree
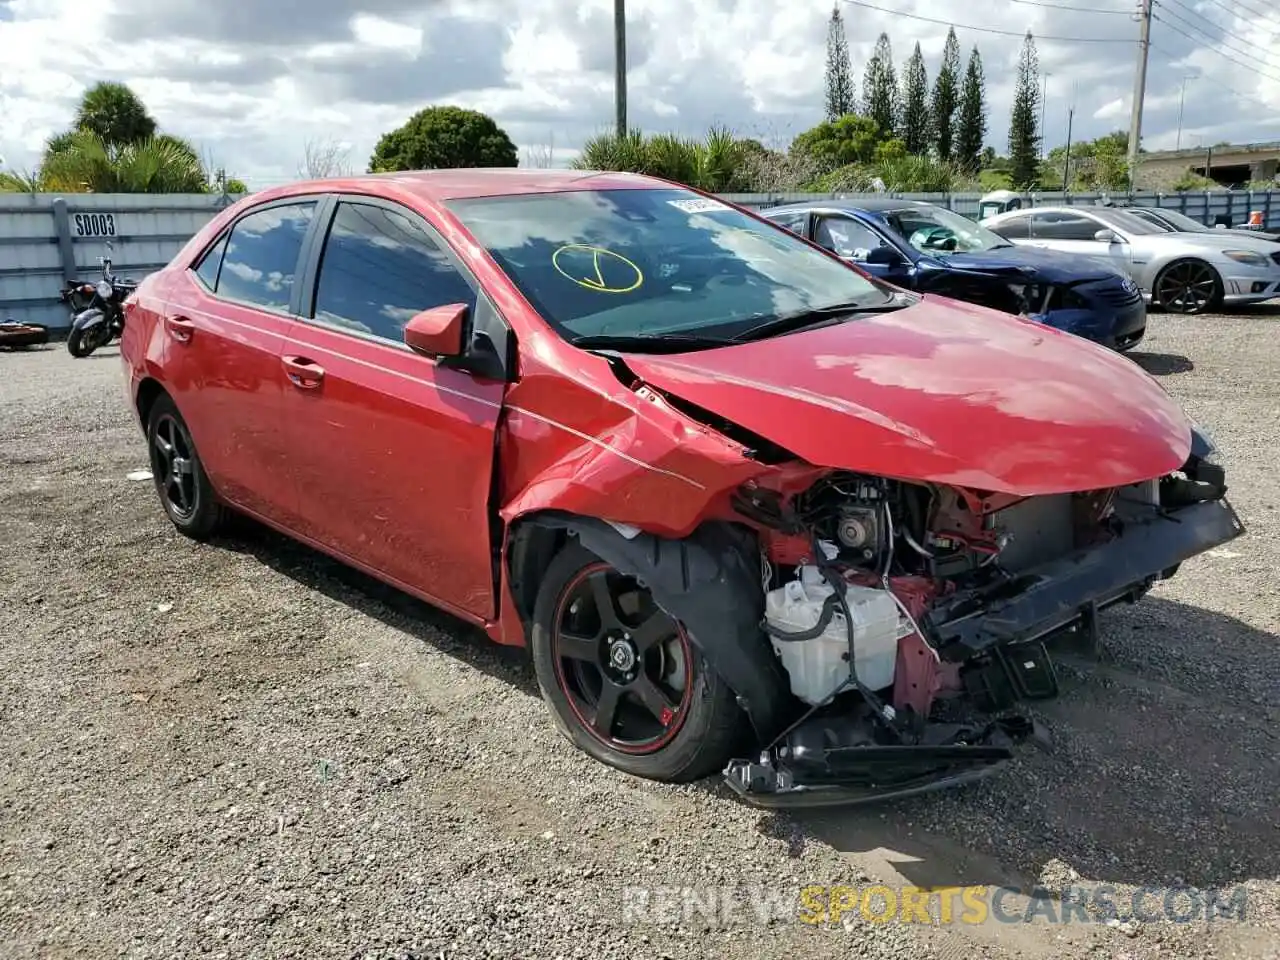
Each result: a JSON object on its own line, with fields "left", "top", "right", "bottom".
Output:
{"left": 931, "top": 28, "right": 961, "bottom": 161}
{"left": 1008, "top": 31, "right": 1042, "bottom": 188}
{"left": 823, "top": 6, "right": 856, "bottom": 120}
{"left": 900, "top": 42, "right": 930, "bottom": 155}
{"left": 862, "top": 33, "right": 898, "bottom": 140}
{"left": 955, "top": 46, "right": 987, "bottom": 173}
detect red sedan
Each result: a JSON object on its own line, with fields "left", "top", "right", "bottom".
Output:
{"left": 121, "top": 170, "right": 1243, "bottom": 806}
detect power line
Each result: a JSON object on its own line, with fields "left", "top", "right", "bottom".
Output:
{"left": 1153, "top": 10, "right": 1280, "bottom": 86}
{"left": 833, "top": 0, "right": 1135, "bottom": 41}
{"left": 1157, "top": 0, "right": 1280, "bottom": 84}
{"left": 1149, "top": 42, "right": 1275, "bottom": 111}
{"left": 1197, "top": 0, "right": 1277, "bottom": 26}
{"left": 1006, "top": 0, "right": 1129, "bottom": 13}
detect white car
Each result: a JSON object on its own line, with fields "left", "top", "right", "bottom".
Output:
{"left": 981, "top": 205, "right": 1280, "bottom": 314}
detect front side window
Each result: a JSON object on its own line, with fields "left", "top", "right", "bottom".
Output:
{"left": 445, "top": 188, "right": 887, "bottom": 344}
{"left": 766, "top": 210, "right": 808, "bottom": 234}
{"left": 311, "top": 201, "right": 475, "bottom": 342}
{"left": 216, "top": 202, "right": 316, "bottom": 310}
{"left": 814, "top": 216, "right": 887, "bottom": 260}
{"left": 881, "top": 205, "right": 1012, "bottom": 254}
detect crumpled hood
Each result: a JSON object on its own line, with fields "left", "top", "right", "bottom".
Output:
{"left": 944, "top": 245, "right": 1121, "bottom": 283}
{"left": 624, "top": 298, "right": 1192, "bottom": 496}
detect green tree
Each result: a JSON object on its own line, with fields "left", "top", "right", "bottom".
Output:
{"left": 931, "top": 28, "right": 961, "bottom": 161}
{"left": 571, "top": 126, "right": 750, "bottom": 191}
{"left": 368, "top": 106, "right": 518, "bottom": 172}
{"left": 74, "top": 82, "right": 157, "bottom": 147}
{"left": 824, "top": 6, "right": 856, "bottom": 121}
{"left": 899, "top": 42, "right": 930, "bottom": 155}
{"left": 1008, "top": 32, "right": 1041, "bottom": 188}
{"left": 1046, "top": 130, "right": 1129, "bottom": 190}
{"left": 862, "top": 33, "right": 898, "bottom": 140}
{"left": 791, "top": 114, "right": 889, "bottom": 173}
{"left": 955, "top": 46, "right": 987, "bottom": 173}
{"left": 37, "top": 131, "right": 210, "bottom": 193}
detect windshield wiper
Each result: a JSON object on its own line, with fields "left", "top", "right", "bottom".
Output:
{"left": 566, "top": 332, "right": 736, "bottom": 353}
{"left": 735, "top": 293, "right": 914, "bottom": 342}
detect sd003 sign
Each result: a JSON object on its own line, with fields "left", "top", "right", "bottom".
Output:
{"left": 73, "top": 213, "right": 117, "bottom": 237}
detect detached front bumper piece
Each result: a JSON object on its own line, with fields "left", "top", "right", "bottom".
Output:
{"left": 724, "top": 715, "right": 1041, "bottom": 808}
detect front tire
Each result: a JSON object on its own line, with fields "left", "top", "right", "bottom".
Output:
{"left": 529, "top": 541, "right": 743, "bottom": 783}
{"left": 66, "top": 324, "right": 108, "bottom": 357}
{"left": 145, "top": 394, "right": 226, "bottom": 540}
{"left": 1153, "top": 259, "right": 1221, "bottom": 315}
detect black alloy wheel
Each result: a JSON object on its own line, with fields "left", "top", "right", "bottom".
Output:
{"left": 145, "top": 394, "right": 225, "bottom": 539}
{"left": 1153, "top": 260, "right": 1221, "bottom": 315}
{"left": 529, "top": 542, "right": 742, "bottom": 782}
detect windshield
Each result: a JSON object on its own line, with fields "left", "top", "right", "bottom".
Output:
{"left": 445, "top": 188, "right": 889, "bottom": 344}
{"left": 880, "top": 204, "right": 1011, "bottom": 254}
{"left": 1091, "top": 208, "right": 1166, "bottom": 236}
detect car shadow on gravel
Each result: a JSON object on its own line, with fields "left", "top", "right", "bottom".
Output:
{"left": 789, "top": 595, "right": 1280, "bottom": 896}
{"left": 213, "top": 517, "right": 542, "bottom": 699}
{"left": 1128, "top": 351, "right": 1194, "bottom": 375}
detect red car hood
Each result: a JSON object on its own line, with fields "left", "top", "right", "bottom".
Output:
{"left": 623, "top": 299, "right": 1191, "bottom": 496}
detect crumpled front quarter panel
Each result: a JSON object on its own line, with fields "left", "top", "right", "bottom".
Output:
{"left": 497, "top": 333, "right": 767, "bottom": 537}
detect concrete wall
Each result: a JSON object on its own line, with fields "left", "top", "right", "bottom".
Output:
{"left": 2, "top": 188, "right": 1278, "bottom": 329}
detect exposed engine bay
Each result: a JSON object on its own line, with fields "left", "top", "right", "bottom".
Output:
{"left": 709, "top": 452, "right": 1244, "bottom": 806}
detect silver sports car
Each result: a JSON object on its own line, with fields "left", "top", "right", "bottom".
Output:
{"left": 981, "top": 205, "right": 1280, "bottom": 314}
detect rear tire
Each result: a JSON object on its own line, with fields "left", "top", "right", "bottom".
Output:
{"left": 529, "top": 541, "right": 743, "bottom": 783}
{"left": 145, "top": 394, "right": 226, "bottom": 540}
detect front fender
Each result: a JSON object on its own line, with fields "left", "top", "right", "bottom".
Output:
{"left": 71, "top": 308, "right": 107, "bottom": 333}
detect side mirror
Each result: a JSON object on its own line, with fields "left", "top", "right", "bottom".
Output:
{"left": 1093, "top": 228, "right": 1118, "bottom": 243}
{"left": 865, "top": 245, "right": 905, "bottom": 265}
{"left": 404, "top": 302, "right": 468, "bottom": 357}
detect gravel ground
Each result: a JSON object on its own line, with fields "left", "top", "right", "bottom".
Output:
{"left": 2, "top": 307, "right": 1279, "bottom": 960}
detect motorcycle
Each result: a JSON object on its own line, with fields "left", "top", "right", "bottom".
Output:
{"left": 62, "top": 244, "right": 138, "bottom": 358}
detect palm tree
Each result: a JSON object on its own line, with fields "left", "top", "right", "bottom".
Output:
{"left": 37, "top": 130, "right": 212, "bottom": 193}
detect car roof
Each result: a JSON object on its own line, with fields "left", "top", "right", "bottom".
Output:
{"left": 243, "top": 169, "right": 666, "bottom": 205}
{"left": 765, "top": 197, "right": 936, "bottom": 215}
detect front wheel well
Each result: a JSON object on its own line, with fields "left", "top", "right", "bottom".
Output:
{"left": 506, "top": 518, "right": 568, "bottom": 629}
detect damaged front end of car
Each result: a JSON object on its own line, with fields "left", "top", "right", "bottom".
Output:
{"left": 714, "top": 435, "right": 1242, "bottom": 807}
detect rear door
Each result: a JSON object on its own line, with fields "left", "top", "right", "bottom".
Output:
{"left": 161, "top": 197, "right": 321, "bottom": 526}
{"left": 1030, "top": 210, "right": 1134, "bottom": 273}
{"left": 277, "top": 195, "right": 508, "bottom": 621}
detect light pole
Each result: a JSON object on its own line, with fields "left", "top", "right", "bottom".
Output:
{"left": 614, "top": 0, "right": 627, "bottom": 139}
{"left": 1040, "top": 73, "right": 1050, "bottom": 159}
{"left": 1175, "top": 75, "right": 1197, "bottom": 151}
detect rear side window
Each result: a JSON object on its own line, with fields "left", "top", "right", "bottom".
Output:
{"left": 215, "top": 202, "right": 316, "bottom": 311}
{"left": 192, "top": 232, "right": 229, "bottom": 290}
{"left": 1032, "top": 211, "right": 1101, "bottom": 241}
{"left": 991, "top": 214, "right": 1031, "bottom": 239}
{"left": 767, "top": 211, "right": 808, "bottom": 235}
{"left": 311, "top": 201, "right": 475, "bottom": 343}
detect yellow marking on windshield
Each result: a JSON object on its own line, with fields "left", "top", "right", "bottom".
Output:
{"left": 552, "top": 244, "right": 644, "bottom": 293}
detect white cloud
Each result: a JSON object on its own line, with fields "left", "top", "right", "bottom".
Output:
{"left": 0, "top": 0, "right": 1278, "bottom": 187}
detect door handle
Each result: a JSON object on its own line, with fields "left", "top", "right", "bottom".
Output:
{"left": 165, "top": 315, "right": 196, "bottom": 342}
{"left": 282, "top": 355, "right": 325, "bottom": 389}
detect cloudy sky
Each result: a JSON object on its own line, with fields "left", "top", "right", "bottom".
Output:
{"left": 1, "top": 0, "right": 1277, "bottom": 187}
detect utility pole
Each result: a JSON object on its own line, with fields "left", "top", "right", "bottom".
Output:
{"left": 614, "top": 0, "right": 627, "bottom": 139}
{"left": 1126, "top": 0, "right": 1153, "bottom": 190}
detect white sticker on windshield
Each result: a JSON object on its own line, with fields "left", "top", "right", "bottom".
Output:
{"left": 668, "top": 197, "right": 730, "bottom": 214}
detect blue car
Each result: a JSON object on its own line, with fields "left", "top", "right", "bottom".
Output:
{"left": 761, "top": 198, "right": 1147, "bottom": 352}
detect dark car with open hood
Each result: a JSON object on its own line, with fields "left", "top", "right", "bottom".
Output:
{"left": 118, "top": 170, "right": 1242, "bottom": 807}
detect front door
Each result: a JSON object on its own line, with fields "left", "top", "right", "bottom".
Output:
{"left": 812, "top": 214, "right": 916, "bottom": 287}
{"left": 277, "top": 197, "right": 506, "bottom": 622}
